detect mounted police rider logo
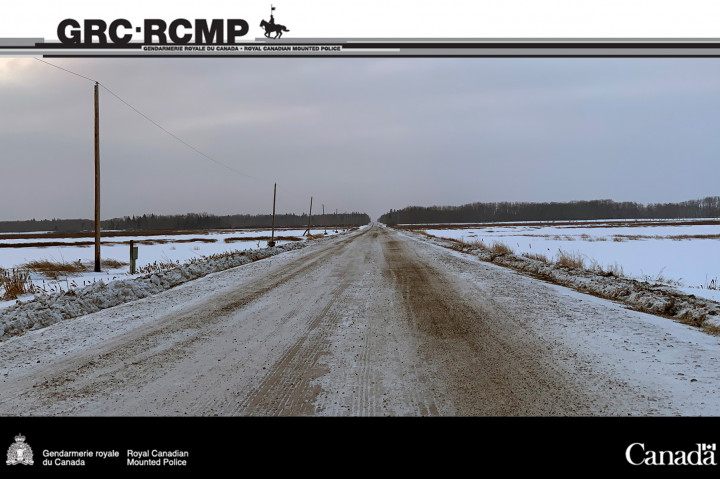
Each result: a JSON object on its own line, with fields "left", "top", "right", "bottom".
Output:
{"left": 260, "top": 5, "right": 290, "bottom": 39}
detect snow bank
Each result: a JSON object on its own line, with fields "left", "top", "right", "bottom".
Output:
{"left": 406, "top": 231, "right": 720, "bottom": 332}
{"left": 0, "top": 240, "right": 317, "bottom": 341}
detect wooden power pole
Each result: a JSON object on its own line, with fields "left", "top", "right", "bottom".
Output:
{"left": 304, "top": 196, "right": 313, "bottom": 236}
{"left": 94, "top": 82, "right": 101, "bottom": 272}
{"left": 268, "top": 183, "right": 277, "bottom": 247}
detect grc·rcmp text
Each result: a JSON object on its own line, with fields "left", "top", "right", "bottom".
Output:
{"left": 57, "top": 19, "right": 250, "bottom": 45}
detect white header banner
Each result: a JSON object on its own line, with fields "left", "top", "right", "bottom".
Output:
{"left": 2, "top": 0, "right": 720, "bottom": 41}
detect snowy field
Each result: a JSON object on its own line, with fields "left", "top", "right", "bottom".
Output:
{"left": 0, "top": 227, "right": 343, "bottom": 304}
{"left": 417, "top": 218, "right": 720, "bottom": 302}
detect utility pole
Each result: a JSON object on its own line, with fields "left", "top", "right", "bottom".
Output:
{"left": 304, "top": 196, "right": 313, "bottom": 236}
{"left": 268, "top": 183, "right": 277, "bottom": 247}
{"left": 94, "top": 82, "right": 101, "bottom": 272}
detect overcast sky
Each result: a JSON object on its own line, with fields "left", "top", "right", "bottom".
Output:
{"left": 2, "top": 56, "right": 720, "bottom": 221}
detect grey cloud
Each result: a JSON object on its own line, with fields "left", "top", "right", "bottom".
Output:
{"left": 1, "top": 57, "right": 719, "bottom": 221}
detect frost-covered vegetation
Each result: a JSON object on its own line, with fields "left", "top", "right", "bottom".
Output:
{"left": 404, "top": 228, "right": 720, "bottom": 334}
{"left": 0, "top": 228, "right": 347, "bottom": 301}
{"left": 405, "top": 219, "right": 720, "bottom": 302}
{"left": 0, "top": 236, "right": 334, "bottom": 341}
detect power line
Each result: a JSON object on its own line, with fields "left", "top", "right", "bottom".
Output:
{"left": 34, "top": 58, "right": 98, "bottom": 83}
{"left": 33, "top": 58, "right": 364, "bottom": 216}
{"left": 100, "top": 84, "right": 261, "bottom": 179}
{"left": 34, "top": 58, "right": 258, "bottom": 180}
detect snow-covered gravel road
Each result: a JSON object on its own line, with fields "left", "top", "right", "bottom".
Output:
{"left": 1, "top": 224, "right": 719, "bottom": 416}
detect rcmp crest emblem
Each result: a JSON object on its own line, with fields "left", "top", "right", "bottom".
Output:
{"left": 6, "top": 434, "right": 34, "bottom": 465}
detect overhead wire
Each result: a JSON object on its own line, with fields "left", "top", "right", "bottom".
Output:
{"left": 33, "top": 57, "right": 363, "bottom": 218}
{"left": 35, "top": 58, "right": 258, "bottom": 180}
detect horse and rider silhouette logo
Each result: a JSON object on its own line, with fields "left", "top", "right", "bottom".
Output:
{"left": 260, "top": 5, "right": 289, "bottom": 39}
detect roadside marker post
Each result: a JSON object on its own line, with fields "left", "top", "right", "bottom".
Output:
{"left": 129, "top": 240, "right": 138, "bottom": 274}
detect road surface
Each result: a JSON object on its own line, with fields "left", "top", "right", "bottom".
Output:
{"left": 1, "top": 224, "right": 719, "bottom": 416}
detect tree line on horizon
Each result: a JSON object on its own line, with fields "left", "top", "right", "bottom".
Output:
{"left": 0, "top": 212, "right": 371, "bottom": 233}
{"left": 378, "top": 197, "right": 720, "bottom": 225}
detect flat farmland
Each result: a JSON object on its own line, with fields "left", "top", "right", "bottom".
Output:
{"left": 0, "top": 227, "right": 343, "bottom": 301}
{"left": 400, "top": 218, "right": 720, "bottom": 302}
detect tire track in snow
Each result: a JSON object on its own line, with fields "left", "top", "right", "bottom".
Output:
{"left": 0, "top": 232, "right": 361, "bottom": 414}
{"left": 235, "top": 280, "right": 350, "bottom": 415}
